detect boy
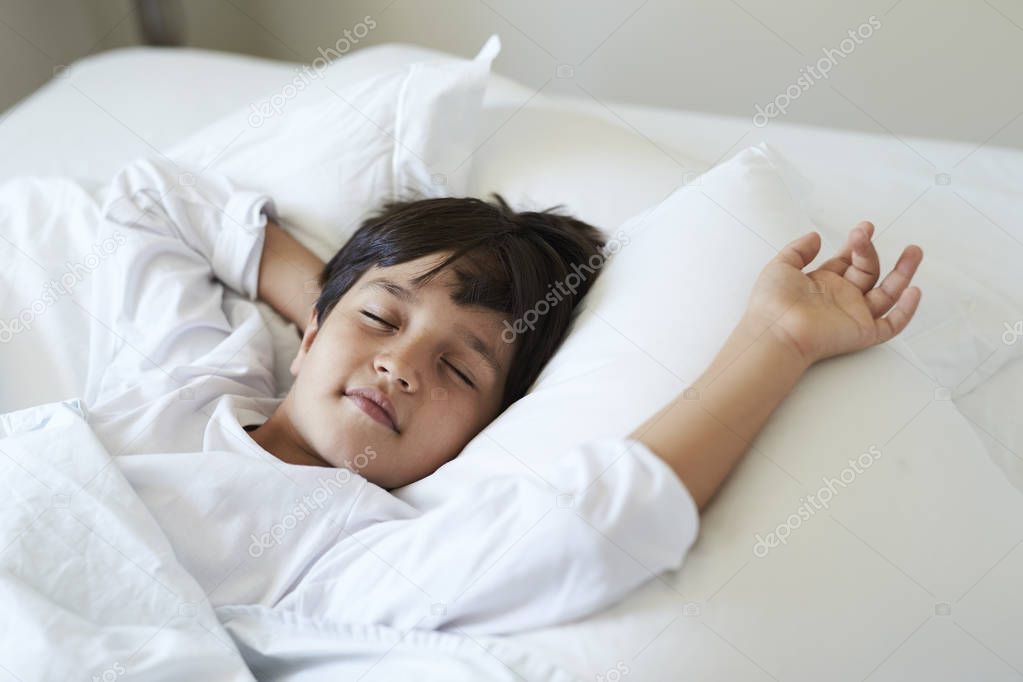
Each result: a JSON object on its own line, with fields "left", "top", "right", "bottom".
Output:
{"left": 251, "top": 178, "right": 922, "bottom": 509}
{"left": 84, "top": 155, "right": 922, "bottom": 633}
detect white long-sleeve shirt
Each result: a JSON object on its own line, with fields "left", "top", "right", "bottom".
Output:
{"left": 80, "top": 156, "right": 700, "bottom": 635}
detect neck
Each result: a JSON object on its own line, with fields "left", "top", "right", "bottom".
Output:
{"left": 248, "top": 394, "right": 331, "bottom": 467}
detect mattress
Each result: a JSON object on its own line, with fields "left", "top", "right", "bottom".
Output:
{"left": 2, "top": 44, "right": 1021, "bottom": 681}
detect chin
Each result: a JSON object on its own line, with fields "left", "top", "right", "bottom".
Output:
{"left": 339, "top": 433, "right": 392, "bottom": 476}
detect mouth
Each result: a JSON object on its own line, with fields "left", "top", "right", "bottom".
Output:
{"left": 344, "top": 387, "right": 399, "bottom": 434}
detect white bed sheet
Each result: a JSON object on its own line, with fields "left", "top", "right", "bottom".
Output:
{"left": 2, "top": 44, "right": 1021, "bottom": 681}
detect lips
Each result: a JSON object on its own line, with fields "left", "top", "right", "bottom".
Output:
{"left": 345, "top": 387, "right": 399, "bottom": 433}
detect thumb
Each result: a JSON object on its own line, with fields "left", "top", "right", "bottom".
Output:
{"left": 774, "top": 231, "right": 821, "bottom": 270}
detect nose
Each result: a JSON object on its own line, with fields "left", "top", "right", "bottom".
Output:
{"left": 374, "top": 351, "right": 419, "bottom": 393}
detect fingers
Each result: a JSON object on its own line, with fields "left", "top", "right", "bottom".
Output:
{"left": 818, "top": 221, "right": 880, "bottom": 292}
{"left": 775, "top": 231, "right": 821, "bottom": 269}
{"left": 874, "top": 286, "right": 922, "bottom": 344}
{"left": 866, "top": 244, "right": 924, "bottom": 317}
{"left": 817, "top": 220, "right": 873, "bottom": 274}
{"left": 845, "top": 224, "right": 881, "bottom": 292}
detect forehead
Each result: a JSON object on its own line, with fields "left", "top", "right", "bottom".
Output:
{"left": 358, "top": 253, "right": 501, "bottom": 322}
{"left": 361, "top": 253, "right": 473, "bottom": 303}
{"left": 378, "top": 252, "right": 455, "bottom": 283}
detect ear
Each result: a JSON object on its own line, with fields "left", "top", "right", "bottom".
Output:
{"left": 290, "top": 308, "right": 321, "bottom": 377}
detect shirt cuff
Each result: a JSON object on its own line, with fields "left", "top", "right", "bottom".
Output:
{"left": 213, "top": 191, "right": 278, "bottom": 300}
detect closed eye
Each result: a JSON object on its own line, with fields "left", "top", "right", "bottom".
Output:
{"left": 444, "top": 359, "right": 475, "bottom": 388}
{"left": 361, "top": 310, "right": 396, "bottom": 329}
{"left": 362, "top": 310, "right": 475, "bottom": 387}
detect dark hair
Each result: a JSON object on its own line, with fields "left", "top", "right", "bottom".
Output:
{"left": 315, "top": 194, "right": 607, "bottom": 410}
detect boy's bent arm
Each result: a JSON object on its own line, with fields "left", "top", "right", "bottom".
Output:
{"left": 629, "top": 313, "right": 809, "bottom": 511}
{"left": 103, "top": 156, "right": 324, "bottom": 334}
{"left": 257, "top": 220, "right": 325, "bottom": 334}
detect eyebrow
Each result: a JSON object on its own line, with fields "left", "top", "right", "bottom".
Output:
{"left": 363, "top": 277, "right": 503, "bottom": 375}
{"left": 366, "top": 277, "right": 419, "bottom": 304}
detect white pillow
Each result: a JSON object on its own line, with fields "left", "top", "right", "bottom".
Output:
{"left": 167, "top": 35, "right": 501, "bottom": 261}
{"left": 468, "top": 105, "right": 703, "bottom": 231}
{"left": 397, "top": 144, "right": 811, "bottom": 508}
{"left": 166, "top": 36, "right": 500, "bottom": 395}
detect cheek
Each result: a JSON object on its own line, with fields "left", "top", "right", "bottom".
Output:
{"left": 415, "top": 391, "right": 488, "bottom": 443}
{"left": 305, "top": 326, "right": 368, "bottom": 386}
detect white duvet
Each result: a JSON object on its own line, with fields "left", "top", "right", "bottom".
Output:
{"left": 0, "top": 399, "right": 574, "bottom": 681}
{"left": 0, "top": 399, "right": 253, "bottom": 681}
{"left": 0, "top": 177, "right": 577, "bottom": 679}
{"left": 0, "top": 162, "right": 697, "bottom": 681}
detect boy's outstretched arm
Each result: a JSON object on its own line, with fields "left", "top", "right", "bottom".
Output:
{"left": 630, "top": 309, "right": 809, "bottom": 512}
{"left": 257, "top": 220, "right": 325, "bottom": 334}
{"left": 632, "top": 222, "right": 924, "bottom": 511}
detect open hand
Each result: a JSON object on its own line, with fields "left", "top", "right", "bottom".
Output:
{"left": 745, "top": 222, "right": 923, "bottom": 365}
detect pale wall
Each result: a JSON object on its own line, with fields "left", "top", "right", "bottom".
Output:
{"left": 3, "top": 0, "right": 1021, "bottom": 150}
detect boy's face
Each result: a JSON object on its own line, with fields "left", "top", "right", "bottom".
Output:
{"left": 286, "top": 253, "right": 516, "bottom": 489}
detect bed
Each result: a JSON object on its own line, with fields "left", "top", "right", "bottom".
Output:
{"left": 1, "top": 42, "right": 1021, "bottom": 681}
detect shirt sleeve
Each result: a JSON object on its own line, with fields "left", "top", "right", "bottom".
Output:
{"left": 82, "top": 156, "right": 279, "bottom": 439}
{"left": 101, "top": 155, "right": 277, "bottom": 300}
{"left": 276, "top": 437, "right": 700, "bottom": 636}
